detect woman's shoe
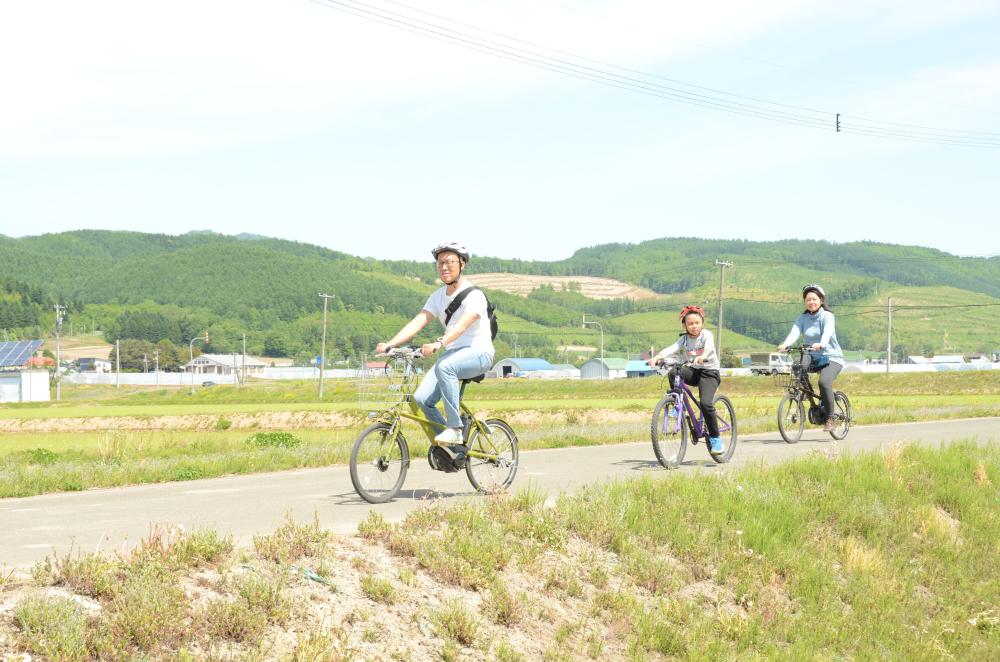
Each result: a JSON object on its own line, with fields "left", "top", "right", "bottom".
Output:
{"left": 823, "top": 418, "right": 837, "bottom": 432}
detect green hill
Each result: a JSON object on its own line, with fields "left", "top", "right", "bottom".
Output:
{"left": 0, "top": 231, "right": 997, "bottom": 364}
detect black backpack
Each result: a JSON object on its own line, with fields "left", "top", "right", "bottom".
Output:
{"left": 444, "top": 286, "right": 498, "bottom": 340}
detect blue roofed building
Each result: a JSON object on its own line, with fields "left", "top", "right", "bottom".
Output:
{"left": 626, "top": 359, "right": 656, "bottom": 378}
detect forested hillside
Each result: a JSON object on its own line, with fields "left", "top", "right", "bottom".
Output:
{"left": 1, "top": 231, "right": 997, "bottom": 366}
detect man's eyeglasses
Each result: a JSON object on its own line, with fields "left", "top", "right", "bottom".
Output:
{"left": 437, "top": 259, "right": 460, "bottom": 269}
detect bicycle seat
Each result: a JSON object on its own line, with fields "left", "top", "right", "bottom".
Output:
{"left": 460, "top": 374, "right": 486, "bottom": 385}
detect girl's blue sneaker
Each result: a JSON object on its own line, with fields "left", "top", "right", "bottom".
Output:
{"left": 709, "top": 436, "right": 724, "bottom": 455}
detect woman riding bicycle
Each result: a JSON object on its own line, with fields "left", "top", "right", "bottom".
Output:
{"left": 375, "top": 241, "right": 494, "bottom": 459}
{"left": 777, "top": 284, "right": 845, "bottom": 432}
{"left": 648, "top": 305, "right": 725, "bottom": 456}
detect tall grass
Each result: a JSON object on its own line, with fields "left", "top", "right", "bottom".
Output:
{"left": 4, "top": 444, "right": 997, "bottom": 659}
{"left": 376, "top": 442, "right": 1000, "bottom": 659}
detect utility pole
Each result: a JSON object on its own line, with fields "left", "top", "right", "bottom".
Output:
{"left": 143, "top": 353, "right": 148, "bottom": 373}
{"left": 54, "top": 304, "right": 65, "bottom": 401}
{"left": 582, "top": 314, "right": 605, "bottom": 379}
{"left": 318, "top": 293, "right": 335, "bottom": 399}
{"left": 188, "top": 331, "right": 208, "bottom": 396}
{"left": 153, "top": 349, "right": 159, "bottom": 386}
{"left": 242, "top": 333, "right": 247, "bottom": 387}
{"left": 714, "top": 260, "right": 733, "bottom": 356}
{"left": 115, "top": 339, "right": 121, "bottom": 389}
{"left": 886, "top": 297, "right": 892, "bottom": 374}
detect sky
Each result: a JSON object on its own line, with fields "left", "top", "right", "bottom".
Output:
{"left": 2, "top": 0, "right": 999, "bottom": 262}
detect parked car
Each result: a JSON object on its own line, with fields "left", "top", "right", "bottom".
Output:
{"left": 749, "top": 352, "right": 792, "bottom": 376}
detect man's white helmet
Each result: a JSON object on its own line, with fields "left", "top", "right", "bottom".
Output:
{"left": 431, "top": 241, "right": 470, "bottom": 263}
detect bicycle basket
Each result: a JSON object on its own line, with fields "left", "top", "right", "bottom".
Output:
{"left": 781, "top": 364, "right": 804, "bottom": 390}
{"left": 357, "top": 358, "right": 414, "bottom": 412}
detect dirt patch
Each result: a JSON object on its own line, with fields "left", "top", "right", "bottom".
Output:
{"left": 0, "top": 408, "right": 642, "bottom": 434}
{"left": 473, "top": 273, "right": 659, "bottom": 300}
{"left": 0, "top": 411, "right": 362, "bottom": 434}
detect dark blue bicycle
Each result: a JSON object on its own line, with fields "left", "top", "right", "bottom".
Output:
{"left": 650, "top": 360, "right": 738, "bottom": 468}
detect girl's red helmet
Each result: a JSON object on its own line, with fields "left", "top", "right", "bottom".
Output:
{"left": 679, "top": 305, "right": 706, "bottom": 322}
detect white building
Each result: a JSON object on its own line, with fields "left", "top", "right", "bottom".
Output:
{"left": 77, "top": 357, "right": 112, "bottom": 373}
{"left": 0, "top": 340, "right": 50, "bottom": 403}
{"left": 183, "top": 353, "right": 268, "bottom": 376}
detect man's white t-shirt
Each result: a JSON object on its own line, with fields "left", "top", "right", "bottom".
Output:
{"left": 422, "top": 280, "right": 494, "bottom": 353}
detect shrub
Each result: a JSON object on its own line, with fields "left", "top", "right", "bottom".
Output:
{"left": 360, "top": 575, "right": 397, "bottom": 604}
{"left": 201, "top": 598, "right": 268, "bottom": 642}
{"left": 27, "top": 448, "right": 60, "bottom": 465}
{"left": 432, "top": 599, "right": 478, "bottom": 646}
{"left": 33, "top": 552, "right": 120, "bottom": 599}
{"left": 245, "top": 431, "right": 303, "bottom": 448}
{"left": 253, "top": 513, "right": 330, "bottom": 563}
{"left": 96, "top": 569, "right": 188, "bottom": 654}
{"left": 14, "top": 594, "right": 89, "bottom": 662}
{"left": 483, "top": 579, "right": 524, "bottom": 626}
{"left": 236, "top": 570, "right": 292, "bottom": 625}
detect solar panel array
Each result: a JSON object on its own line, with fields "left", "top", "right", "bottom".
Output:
{"left": 0, "top": 340, "right": 44, "bottom": 369}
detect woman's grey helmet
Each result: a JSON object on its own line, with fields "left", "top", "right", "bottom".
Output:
{"left": 802, "top": 284, "right": 826, "bottom": 299}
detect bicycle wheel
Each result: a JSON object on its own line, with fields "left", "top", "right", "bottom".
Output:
{"left": 350, "top": 423, "right": 409, "bottom": 503}
{"left": 829, "top": 391, "right": 852, "bottom": 440}
{"left": 651, "top": 394, "right": 686, "bottom": 469}
{"left": 709, "top": 395, "right": 737, "bottom": 464}
{"left": 777, "top": 394, "right": 804, "bottom": 443}
{"left": 465, "top": 418, "right": 519, "bottom": 493}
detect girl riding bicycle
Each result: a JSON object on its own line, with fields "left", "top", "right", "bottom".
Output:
{"left": 648, "top": 305, "right": 725, "bottom": 456}
{"left": 777, "top": 284, "right": 845, "bottom": 432}
{"left": 375, "top": 241, "right": 494, "bottom": 459}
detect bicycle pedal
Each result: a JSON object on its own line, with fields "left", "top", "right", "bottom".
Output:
{"left": 436, "top": 442, "right": 468, "bottom": 460}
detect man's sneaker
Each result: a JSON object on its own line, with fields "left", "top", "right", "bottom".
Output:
{"left": 434, "top": 427, "right": 463, "bottom": 444}
{"left": 823, "top": 417, "right": 837, "bottom": 432}
{"left": 709, "top": 436, "right": 724, "bottom": 455}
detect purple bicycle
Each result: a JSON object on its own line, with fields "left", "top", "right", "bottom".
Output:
{"left": 650, "top": 360, "right": 738, "bottom": 469}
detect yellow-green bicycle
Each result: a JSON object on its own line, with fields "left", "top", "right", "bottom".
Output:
{"left": 349, "top": 347, "right": 519, "bottom": 503}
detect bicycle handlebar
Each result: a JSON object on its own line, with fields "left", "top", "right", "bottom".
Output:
{"left": 652, "top": 358, "right": 694, "bottom": 375}
{"left": 376, "top": 346, "right": 424, "bottom": 359}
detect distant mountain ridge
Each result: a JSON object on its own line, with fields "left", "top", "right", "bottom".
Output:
{"left": 1, "top": 231, "right": 997, "bottom": 361}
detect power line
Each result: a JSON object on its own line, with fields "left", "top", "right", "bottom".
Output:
{"left": 541, "top": 0, "right": 1000, "bottom": 122}
{"left": 309, "top": 0, "right": 1000, "bottom": 149}
{"left": 378, "top": 0, "right": 833, "bottom": 118}
{"left": 311, "top": 0, "right": 833, "bottom": 131}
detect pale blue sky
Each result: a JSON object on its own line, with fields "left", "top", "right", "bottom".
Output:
{"left": 2, "top": 0, "right": 998, "bottom": 261}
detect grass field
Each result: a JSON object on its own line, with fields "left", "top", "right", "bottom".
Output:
{"left": 2, "top": 442, "right": 997, "bottom": 659}
{"left": 1, "top": 372, "right": 998, "bottom": 497}
{"left": 6, "top": 369, "right": 1000, "bottom": 408}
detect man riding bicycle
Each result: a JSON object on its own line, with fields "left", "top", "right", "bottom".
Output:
{"left": 375, "top": 241, "right": 494, "bottom": 460}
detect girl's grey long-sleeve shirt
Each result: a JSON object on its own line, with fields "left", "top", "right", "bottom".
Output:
{"left": 657, "top": 329, "right": 720, "bottom": 370}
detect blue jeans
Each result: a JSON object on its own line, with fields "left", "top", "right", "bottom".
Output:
{"left": 413, "top": 347, "right": 494, "bottom": 429}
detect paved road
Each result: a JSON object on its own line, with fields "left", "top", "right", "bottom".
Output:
{"left": 3, "top": 418, "right": 997, "bottom": 568}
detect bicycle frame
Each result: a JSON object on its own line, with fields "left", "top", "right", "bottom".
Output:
{"left": 659, "top": 365, "right": 730, "bottom": 440}
{"left": 787, "top": 349, "right": 825, "bottom": 415}
{"left": 369, "top": 353, "right": 500, "bottom": 461}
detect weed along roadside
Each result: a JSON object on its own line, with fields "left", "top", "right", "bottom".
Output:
{"left": 1, "top": 443, "right": 997, "bottom": 659}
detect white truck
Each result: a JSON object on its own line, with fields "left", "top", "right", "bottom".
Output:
{"left": 749, "top": 352, "right": 792, "bottom": 376}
